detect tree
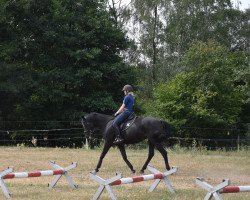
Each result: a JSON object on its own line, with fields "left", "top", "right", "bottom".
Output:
{"left": 131, "top": 0, "right": 169, "bottom": 85}
{"left": 128, "top": 0, "right": 250, "bottom": 84}
{"left": 108, "top": 0, "right": 250, "bottom": 110}
{"left": 0, "top": 0, "right": 135, "bottom": 122}
{"left": 153, "top": 40, "right": 248, "bottom": 138}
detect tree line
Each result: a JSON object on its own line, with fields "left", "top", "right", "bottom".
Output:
{"left": 0, "top": 0, "right": 249, "bottom": 147}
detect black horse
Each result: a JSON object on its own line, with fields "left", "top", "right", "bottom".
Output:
{"left": 81, "top": 112, "right": 172, "bottom": 174}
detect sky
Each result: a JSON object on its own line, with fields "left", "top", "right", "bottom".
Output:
{"left": 231, "top": 0, "right": 249, "bottom": 10}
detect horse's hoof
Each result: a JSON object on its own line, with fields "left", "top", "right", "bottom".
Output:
{"left": 90, "top": 170, "right": 97, "bottom": 175}
{"left": 131, "top": 169, "right": 136, "bottom": 174}
{"left": 90, "top": 169, "right": 99, "bottom": 175}
{"left": 139, "top": 170, "right": 144, "bottom": 174}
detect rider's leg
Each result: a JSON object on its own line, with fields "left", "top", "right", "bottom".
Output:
{"left": 112, "top": 111, "right": 130, "bottom": 144}
{"left": 113, "top": 124, "right": 123, "bottom": 144}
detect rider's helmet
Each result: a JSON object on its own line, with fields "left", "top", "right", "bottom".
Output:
{"left": 122, "top": 84, "right": 133, "bottom": 92}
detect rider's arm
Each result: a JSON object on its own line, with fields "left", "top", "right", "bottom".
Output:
{"left": 115, "top": 103, "right": 125, "bottom": 116}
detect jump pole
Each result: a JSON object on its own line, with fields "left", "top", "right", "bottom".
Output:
{"left": 90, "top": 165, "right": 178, "bottom": 200}
{"left": 0, "top": 161, "right": 78, "bottom": 198}
{"left": 196, "top": 177, "right": 250, "bottom": 200}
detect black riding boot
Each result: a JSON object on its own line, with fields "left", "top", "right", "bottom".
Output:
{"left": 113, "top": 126, "right": 124, "bottom": 145}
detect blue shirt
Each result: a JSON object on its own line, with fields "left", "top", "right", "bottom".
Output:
{"left": 123, "top": 94, "right": 134, "bottom": 111}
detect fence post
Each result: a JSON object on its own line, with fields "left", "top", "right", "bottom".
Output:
{"left": 237, "top": 135, "right": 240, "bottom": 151}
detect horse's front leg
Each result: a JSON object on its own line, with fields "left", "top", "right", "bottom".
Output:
{"left": 95, "top": 142, "right": 112, "bottom": 173}
{"left": 118, "top": 144, "right": 136, "bottom": 173}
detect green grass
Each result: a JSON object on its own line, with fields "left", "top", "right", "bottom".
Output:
{"left": 1, "top": 146, "right": 250, "bottom": 199}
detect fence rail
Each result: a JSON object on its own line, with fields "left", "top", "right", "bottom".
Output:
{"left": 0, "top": 121, "right": 249, "bottom": 149}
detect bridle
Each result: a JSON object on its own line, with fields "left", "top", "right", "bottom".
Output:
{"left": 81, "top": 115, "right": 115, "bottom": 137}
{"left": 81, "top": 118, "right": 93, "bottom": 138}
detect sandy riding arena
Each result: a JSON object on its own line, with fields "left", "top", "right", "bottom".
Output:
{"left": 1, "top": 146, "right": 250, "bottom": 200}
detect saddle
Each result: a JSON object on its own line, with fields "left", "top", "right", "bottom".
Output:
{"left": 120, "top": 113, "right": 136, "bottom": 132}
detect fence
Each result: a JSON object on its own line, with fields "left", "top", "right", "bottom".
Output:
{"left": 0, "top": 121, "right": 249, "bottom": 149}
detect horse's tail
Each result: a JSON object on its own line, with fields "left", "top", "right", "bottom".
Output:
{"left": 158, "top": 120, "right": 172, "bottom": 140}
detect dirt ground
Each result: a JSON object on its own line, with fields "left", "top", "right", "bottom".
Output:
{"left": 1, "top": 146, "right": 250, "bottom": 200}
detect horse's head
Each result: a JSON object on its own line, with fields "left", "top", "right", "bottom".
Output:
{"left": 81, "top": 112, "right": 114, "bottom": 140}
{"left": 81, "top": 114, "right": 95, "bottom": 138}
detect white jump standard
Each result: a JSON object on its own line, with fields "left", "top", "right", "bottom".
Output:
{"left": 196, "top": 177, "right": 250, "bottom": 200}
{"left": 90, "top": 165, "right": 177, "bottom": 200}
{"left": 0, "top": 161, "right": 78, "bottom": 198}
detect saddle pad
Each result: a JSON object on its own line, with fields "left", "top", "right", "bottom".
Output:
{"left": 120, "top": 113, "right": 136, "bottom": 132}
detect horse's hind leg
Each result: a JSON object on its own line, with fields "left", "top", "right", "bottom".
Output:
{"left": 140, "top": 141, "right": 155, "bottom": 174}
{"left": 118, "top": 145, "right": 135, "bottom": 173}
{"left": 150, "top": 138, "right": 171, "bottom": 171}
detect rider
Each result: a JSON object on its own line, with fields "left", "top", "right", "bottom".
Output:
{"left": 113, "top": 84, "right": 135, "bottom": 145}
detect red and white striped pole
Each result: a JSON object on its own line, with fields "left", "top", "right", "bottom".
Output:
{"left": 3, "top": 169, "right": 65, "bottom": 179}
{"left": 221, "top": 185, "right": 250, "bottom": 193}
{"left": 111, "top": 172, "right": 165, "bottom": 186}
{"left": 196, "top": 177, "right": 250, "bottom": 200}
{"left": 0, "top": 161, "right": 77, "bottom": 198}
{"left": 90, "top": 165, "right": 177, "bottom": 200}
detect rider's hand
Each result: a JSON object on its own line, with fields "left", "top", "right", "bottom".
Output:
{"left": 114, "top": 112, "right": 119, "bottom": 117}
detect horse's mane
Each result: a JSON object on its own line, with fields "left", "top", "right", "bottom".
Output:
{"left": 90, "top": 112, "right": 114, "bottom": 121}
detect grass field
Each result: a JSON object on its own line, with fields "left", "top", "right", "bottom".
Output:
{"left": 1, "top": 146, "right": 250, "bottom": 200}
